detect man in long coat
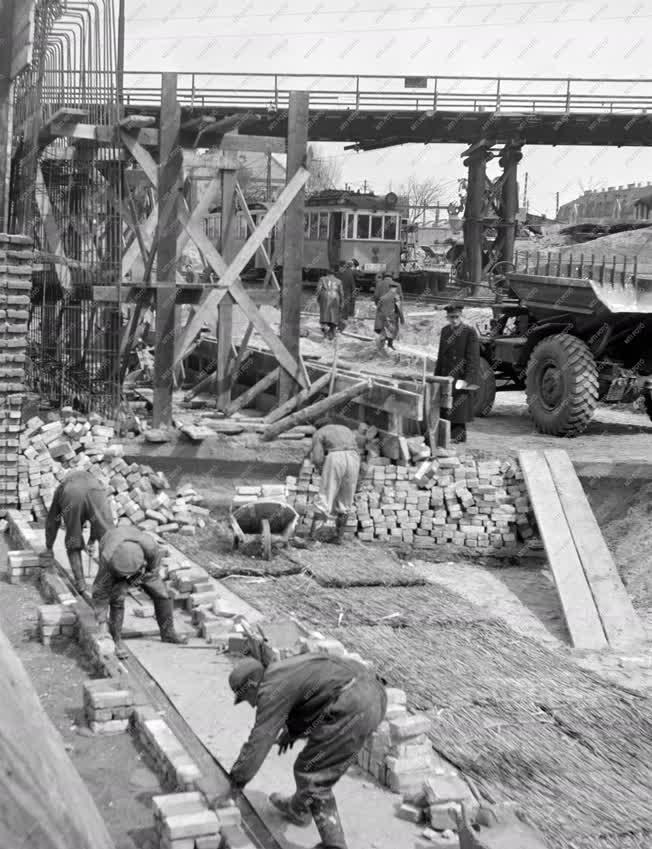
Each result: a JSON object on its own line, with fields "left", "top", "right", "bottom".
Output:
{"left": 435, "top": 304, "right": 480, "bottom": 443}
{"left": 338, "top": 260, "right": 357, "bottom": 320}
{"left": 316, "top": 267, "right": 344, "bottom": 340}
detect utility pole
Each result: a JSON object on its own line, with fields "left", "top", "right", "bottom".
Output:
{"left": 522, "top": 172, "right": 529, "bottom": 215}
{"left": 266, "top": 151, "right": 272, "bottom": 202}
{"left": 555, "top": 191, "right": 560, "bottom": 219}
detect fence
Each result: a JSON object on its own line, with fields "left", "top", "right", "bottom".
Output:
{"left": 26, "top": 301, "right": 122, "bottom": 418}
{"left": 513, "top": 250, "right": 652, "bottom": 285}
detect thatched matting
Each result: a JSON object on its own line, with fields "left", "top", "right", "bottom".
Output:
{"left": 290, "top": 543, "right": 427, "bottom": 587}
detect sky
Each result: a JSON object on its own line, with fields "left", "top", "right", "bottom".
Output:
{"left": 122, "top": 0, "right": 652, "bottom": 217}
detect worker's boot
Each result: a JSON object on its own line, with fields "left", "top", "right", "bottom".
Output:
{"left": 334, "top": 514, "right": 347, "bottom": 545}
{"left": 109, "top": 605, "right": 129, "bottom": 660}
{"left": 153, "top": 597, "right": 188, "bottom": 645}
{"left": 309, "top": 795, "right": 348, "bottom": 849}
{"left": 269, "top": 793, "right": 312, "bottom": 827}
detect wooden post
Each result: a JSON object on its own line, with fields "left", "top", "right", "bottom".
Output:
{"left": 498, "top": 142, "right": 522, "bottom": 268}
{"left": 153, "top": 72, "right": 182, "bottom": 427}
{"left": 0, "top": 622, "right": 115, "bottom": 849}
{"left": 279, "top": 91, "right": 309, "bottom": 404}
{"left": 462, "top": 141, "right": 491, "bottom": 296}
{"left": 216, "top": 167, "right": 237, "bottom": 412}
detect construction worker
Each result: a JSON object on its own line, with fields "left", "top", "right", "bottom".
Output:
{"left": 374, "top": 278, "right": 405, "bottom": 353}
{"left": 92, "top": 526, "right": 188, "bottom": 659}
{"left": 435, "top": 303, "right": 480, "bottom": 443}
{"left": 45, "top": 469, "right": 115, "bottom": 601}
{"left": 338, "top": 260, "right": 357, "bottom": 320}
{"left": 316, "top": 266, "right": 344, "bottom": 340}
{"left": 373, "top": 271, "right": 391, "bottom": 305}
{"left": 228, "top": 653, "right": 387, "bottom": 849}
{"left": 310, "top": 420, "right": 360, "bottom": 544}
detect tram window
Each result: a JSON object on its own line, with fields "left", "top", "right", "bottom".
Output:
{"left": 357, "top": 214, "right": 370, "bottom": 239}
{"left": 318, "top": 212, "right": 329, "bottom": 239}
{"left": 344, "top": 213, "right": 355, "bottom": 239}
{"left": 304, "top": 213, "right": 310, "bottom": 237}
{"left": 371, "top": 215, "right": 383, "bottom": 239}
{"left": 383, "top": 215, "right": 397, "bottom": 240}
{"left": 309, "top": 213, "right": 319, "bottom": 240}
{"left": 238, "top": 216, "right": 248, "bottom": 239}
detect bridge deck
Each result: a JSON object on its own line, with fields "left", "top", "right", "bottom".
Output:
{"left": 26, "top": 71, "right": 652, "bottom": 146}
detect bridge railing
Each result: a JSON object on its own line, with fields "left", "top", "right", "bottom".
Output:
{"left": 31, "top": 70, "right": 652, "bottom": 116}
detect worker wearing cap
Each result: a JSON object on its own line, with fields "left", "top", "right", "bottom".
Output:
{"left": 316, "top": 266, "right": 344, "bottom": 340}
{"left": 310, "top": 420, "right": 360, "bottom": 544}
{"left": 374, "top": 279, "right": 405, "bottom": 353}
{"left": 92, "top": 526, "right": 188, "bottom": 659}
{"left": 228, "top": 653, "right": 387, "bottom": 849}
{"left": 45, "top": 469, "right": 115, "bottom": 601}
{"left": 435, "top": 304, "right": 480, "bottom": 443}
{"left": 338, "top": 260, "right": 357, "bottom": 320}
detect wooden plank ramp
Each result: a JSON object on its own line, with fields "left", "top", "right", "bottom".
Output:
{"left": 518, "top": 450, "right": 608, "bottom": 651}
{"left": 543, "top": 449, "right": 645, "bottom": 649}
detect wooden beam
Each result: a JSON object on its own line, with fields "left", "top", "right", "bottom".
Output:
{"left": 153, "top": 72, "right": 182, "bottom": 428}
{"left": 265, "top": 371, "right": 332, "bottom": 424}
{"left": 307, "top": 365, "right": 423, "bottom": 420}
{"left": 216, "top": 169, "right": 238, "bottom": 411}
{"left": 263, "top": 379, "right": 371, "bottom": 441}
{"left": 42, "top": 122, "right": 159, "bottom": 148}
{"left": 0, "top": 620, "right": 116, "bottom": 849}
{"left": 34, "top": 164, "right": 71, "bottom": 292}
{"left": 219, "top": 134, "right": 286, "bottom": 154}
{"left": 279, "top": 91, "right": 309, "bottom": 404}
{"left": 227, "top": 326, "right": 255, "bottom": 384}
{"left": 519, "top": 450, "right": 608, "bottom": 651}
{"left": 235, "top": 183, "right": 280, "bottom": 291}
{"left": 544, "top": 450, "right": 645, "bottom": 649}
{"left": 173, "top": 167, "right": 310, "bottom": 374}
{"left": 226, "top": 366, "right": 281, "bottom": 416}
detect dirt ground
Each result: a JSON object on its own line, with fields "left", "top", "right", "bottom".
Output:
{"left": 0, "top": 536, "right": 162, "bottom": 849}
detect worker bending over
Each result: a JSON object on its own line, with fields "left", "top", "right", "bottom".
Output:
{"left": 228, "top": 653, "right": 387, "bottom": 849}
{"left": 92, "top": 526, "right": 188, "bottom": 659}
{"left": 310, "top": 420, "right": 360, "bottom": 544}
{"left": 45, "top": 469, "right": 115, "bottom": 601}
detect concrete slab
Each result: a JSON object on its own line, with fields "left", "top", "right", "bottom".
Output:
{"left": 127, "top": 638, "right": 425, "bottom": 849}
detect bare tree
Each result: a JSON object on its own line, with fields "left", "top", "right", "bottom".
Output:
{"left": 236, "top": 160, "right": 267, "bottom": 204}
{"left": 306, "top": 144, "right": 342, "bottom": 194}
{"left": 402, "top": 175, "right": 446, "bottom": 224}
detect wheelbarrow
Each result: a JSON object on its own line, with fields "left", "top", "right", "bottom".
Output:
{"left": 229, "top": 499, "right": 299, "bottom": 560}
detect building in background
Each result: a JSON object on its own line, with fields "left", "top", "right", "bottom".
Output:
{"left": 557, "top": 183, "right": 652, "bottom": 226}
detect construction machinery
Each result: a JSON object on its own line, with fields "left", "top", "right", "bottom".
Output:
{"left": 473, "top": 252, "right": 652, "bottom": 436}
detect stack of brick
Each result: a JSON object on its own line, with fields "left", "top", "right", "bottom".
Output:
{"left": 134, "top": 706, "right": 202, "bottom": 791}
{"left": 7, "top": 549, "right": 41, "bottom": 583}
{"left": 167, "top": 564, "right": 220, "bottom": 609}
{"left": 231, "top": 483, "right": 287, "bottom": 507}
{"left": 18, "top": 410, "right": 209, "bottom": 537}
{"left": 37, "top": 604, "right": 78, "bottom": 645}
{"left": 83, "top": 679, "right": 134, "bottom": 734}
{"left": 152, "top": 792, "right": 239, "bottom": 849}
{"left": 0, "top": 233, "right": 32, "bottom": 518}
{"left": 285, "top": 451, "right": 539, "bottom": 551}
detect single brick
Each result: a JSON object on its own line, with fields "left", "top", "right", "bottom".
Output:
{"left": 164, "top": 810, "right": 221, "bottom": 840}
{"left": 152, "top": 792, "right": 204, "bottom": 820}
{"left": 389, "top": 713, "right": 432, "bottom": 741}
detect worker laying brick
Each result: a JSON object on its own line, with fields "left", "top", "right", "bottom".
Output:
{"left": 45, "top": 469, "right": 115, "bottom": 602}
{"left": 227, "top": 653, "right": 387, "bottom": 849}
{"left": 310, "top": 420, "right": 360, "bottom": 544}
{"left": 92, "top": 526, "right": 188, "bottom": 659}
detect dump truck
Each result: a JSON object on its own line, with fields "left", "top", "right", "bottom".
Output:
{"left": 473, "top": 255, "right": 652, "bottom": 436}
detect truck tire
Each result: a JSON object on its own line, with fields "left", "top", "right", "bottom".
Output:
{"left": 473, "top": 357, "right": 496, "bottom": 417}
{"left": 526, "top": 334, "right": 599, "bottom": 436}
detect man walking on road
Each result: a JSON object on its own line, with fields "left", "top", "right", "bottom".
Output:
{"left": 228, "top": 653, "right": 387, "bottom": 849}
{"left": 435, "top": 303, "right": 480, "bottom": 443}
{"left": 309, "top": 421, "right": 360, "bottom": 544}
{"left": 92, "top": 526, "right": 188, "bottom": 659}
{"left": 316, "top": 267, "right": 344, "bottom": 340}
{"left": 45, "top": 469, "right": 115, "bottom": 601}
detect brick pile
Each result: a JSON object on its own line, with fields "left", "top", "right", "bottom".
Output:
{"left": 152, "top": 792, "right": 241, "bottom": 849}
{"left": 285, "top": 450, "right": 538, "bottom": 550}
{"left": 37, "top": 603, "right": 77, "bottom": 645}
{"left": 0, "top": 233, "right": 32, "bottom": 517}
{"left": 18, "top": 409, "right": 209, "bottom": 536}
{"left": 83, "top": 679, "right": 134, "bottom": 735}
{"left": 134, "top": 705, "right": 202, "bottom": 791}
{"left": 7, "top": 549, "right": 41, "bottom": 583}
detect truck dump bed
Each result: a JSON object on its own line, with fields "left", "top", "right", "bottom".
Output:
{"left": 506, "top": 272, "right": 652, "bottom": 316}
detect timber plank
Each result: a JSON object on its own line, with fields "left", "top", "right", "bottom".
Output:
{"left": 544, "top": 449, "right": 645, "bottom": 649}
{"left": 518, "top": 450, "right": 607, "bottom": 650}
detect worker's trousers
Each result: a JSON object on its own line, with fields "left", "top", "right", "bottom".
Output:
{"left": 92, "top": 563, "right": 170, "bottom": 613}
{"left": 312, "top": 450, "right": 360, "bottom": 518}
{"left": 291, "top": 674, "right": 387, "bottom": 810}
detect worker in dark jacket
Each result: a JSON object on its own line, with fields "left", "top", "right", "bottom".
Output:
{"left": 228, "top": 653, "right": 387, "bottom": 849}
{"left": 374, "top": 279, "right": 405, "bottom": 352}
{"left": 310, "top": 421, "right": 360, "bottom": 543}
{"left": 435, "top": 304, "right": 480, "bottom": 443}
{"left": 338, "top": 260, "right": 357, "bottom": 320}
{"left": 45, "top": 469, "right": 115, "bottom": 601}
{"left": 92, "top": 526, "right": 188, "bottom": 659}
{"left": 316, "top": 268, "right": 344, "bottom": 340}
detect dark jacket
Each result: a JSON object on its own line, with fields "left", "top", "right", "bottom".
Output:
{"left": 45, "top": 470, "right": 114, "bottom": 551}
{"left": 310, "top": 424, "right": 358, "bottom": 468}
{"left": 230, "top": 653, "right": 372, "bottom": 787}
{"left": 316, "top": 275, "right": 343, "bottom": 325}
{"left": 435, "top": 323, "right": 480, "bottom": 424}
{"left": 339, "top": 267, "right": 356, "bottom": 319}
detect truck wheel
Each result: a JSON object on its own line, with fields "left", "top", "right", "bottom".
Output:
{"left": 473, "top": 357, "right": 496, "bottom": 417}
{"left": 526, "top": 334, "right": 598, "bottom": 436}
{"left": 644, "top": 391, "right": 652, "bottom": 422}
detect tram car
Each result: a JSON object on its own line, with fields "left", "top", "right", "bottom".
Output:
{"left": 203, "top": 190, "right": 407, "bottom": 288}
